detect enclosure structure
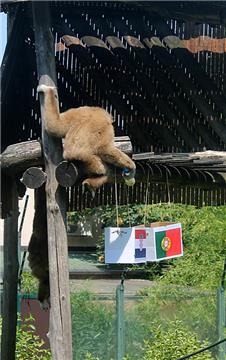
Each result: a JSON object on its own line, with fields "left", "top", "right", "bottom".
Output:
{"left": 1, "top": 1, "right": 226, "bottom": 359}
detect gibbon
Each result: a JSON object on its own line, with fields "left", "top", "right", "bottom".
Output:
{"left": 37, "top": 84, "right": 136, "bottom": 193}
{"left": 28, "top": 86, "right": 136, "bottom": 307}
{"left": 27, "top": 185, "right": 49, "bottom": 308}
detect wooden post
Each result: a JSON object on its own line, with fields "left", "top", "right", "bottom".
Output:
{"left": 1, "top": 177, "right": 19, "bottom": 360}
{"left": 32, "top": 3, "right": 72, "bottom": 359}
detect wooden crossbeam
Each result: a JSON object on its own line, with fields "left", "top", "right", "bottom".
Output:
{"left": 133, "top": 151, "right": 226, "bottom": 169}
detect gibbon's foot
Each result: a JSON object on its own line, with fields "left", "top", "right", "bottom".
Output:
{"left": 82, "top": 182, "right": 96, "bottom": 199}
{"left": 40, "top": 297, "right": 50, "bottom": 311}
{"left": 37, "top": 84, "right": 56, "bottom": 93}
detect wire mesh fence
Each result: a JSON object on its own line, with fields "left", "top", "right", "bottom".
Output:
{"left": 70, "top": 284, "right": 224, "bottom": 360}
{"left": 1, "top": 283, "right": 224, "bottom": 360}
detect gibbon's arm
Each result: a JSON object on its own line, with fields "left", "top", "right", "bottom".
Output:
{"left": 37, "top": 85, "right": 72, "bottom": 138}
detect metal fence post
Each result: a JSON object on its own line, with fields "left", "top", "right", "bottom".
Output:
{"left": 116, "top": 282, "right": 125, "bottom": 360}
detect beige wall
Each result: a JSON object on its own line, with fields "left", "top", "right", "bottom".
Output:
{"left": 0, "top": 189, "right": 34, "bottom": 248}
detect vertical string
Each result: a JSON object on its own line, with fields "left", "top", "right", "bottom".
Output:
{"left": 165, "top": 168, "right": 174, "bottom": 223}
{"left": 115, "top": 169, "right": 119, "bottom": 227}
{"left": 144, "top": 170, "right": 150, "bottom": 226}
{"left": 166, "top": 170, "right": 171, "bottom": 204}
{"left": 125, "top": 186, "right": 132, "bottom": 227}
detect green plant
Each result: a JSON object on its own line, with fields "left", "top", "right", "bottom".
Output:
{"left": 84, "top": 353, "right": 100, "bottom": 360}
{"left": 0, "top": 316, "right": 51, "bottom": 360}
{"left": 20, "top": 271, "right": 38, "bottom": 294}
{"left": 136, "top": 284, "right": 217, "bottom": 344}
{"left": 142, "top": 320, "right": 214, "bottom": 360}
{"left": 160, "top": 206, "right": 226, "bottom": 290}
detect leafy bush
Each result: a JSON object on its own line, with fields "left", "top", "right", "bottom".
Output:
{"left": 135, "top": 285, "right": 217, "bottom": 345}
{"left": 142, "top": 320, "right": 214, "bottom": 360}
{"left": 0, "top": 316, "right": 51, "bottom": 360}
{"left": 84, "top": 354, "right": 100, "bottom": 360}
{"left": 20, "top": 271, "right": 38, "bottom": 294}
{"left": 160, "top": 206, "right": 225, "bottom": 291}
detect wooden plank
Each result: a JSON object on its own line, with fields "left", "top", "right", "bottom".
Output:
{"left": 32, "top": 3, "right": 72, "bottom": 359}
{"left": 132, "top": 152, "right": 154, "bottom": 160}
{"left": 1, "top": 177, "right": 18, "bottom": 360}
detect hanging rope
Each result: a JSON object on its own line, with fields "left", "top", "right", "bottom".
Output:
{"left": 125, "top": 185, "right": 132, "bottom": 227}
{"left": 114, "top": 169, "right": 119, "bottom": 227}
{"left": 166, "top": 168, "right": 171, "bottom": 204}
{"left": 144, "top": 170, "right": 150, "bottom": 226}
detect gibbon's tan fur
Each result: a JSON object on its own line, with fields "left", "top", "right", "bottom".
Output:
{"left": 28, "top": 185, "right": 49, "bottom": 307}
{"left": 37, "top": 85, "right": 136, "bottom": 191}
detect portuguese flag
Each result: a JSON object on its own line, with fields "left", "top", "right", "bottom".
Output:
{"left": 155, "top": 227, "right": 182, "bottom": 260}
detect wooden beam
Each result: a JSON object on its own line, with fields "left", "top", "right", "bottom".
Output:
{"left": 2, "top": 140, "right": 226, "bottom": 172}
{"left": 1, "top": 176, "right": 19, "bottom": 360}
{"left": 133, "top": 150, "right": 226, "bottom": 164}
{"left": 32, "top": 2, "right": 72, "bottom": 359}
{"left": 1, "top": 140, "right": 43, "bottom": 173}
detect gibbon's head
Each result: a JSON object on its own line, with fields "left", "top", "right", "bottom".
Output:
{"left": 122, "top": 167, "right": 136, "bottom": 186}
